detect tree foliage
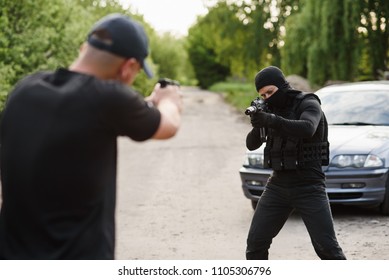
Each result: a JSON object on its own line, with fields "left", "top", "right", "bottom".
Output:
{"left": 1, "top": 0, "right": 388, "bottom": 100}
{"left": 281, "top": 0, "right": 388, "bottom": 85}
{"left": 359, "top": 0, "right": 389, "bottom": 79}
{"left": 149, "top": 33, "right": 195, "bottom": 85}
{"left": 187, "top": 0, "right": 303, "bottom": 87}
{"left": 0, "top": 0, "right": 75, "bottom": 105}
{"left": 188, "top": 0, "right": 388, "bottom": 88}
{"left": 0, "top": 0, "right": 194, "bottom": 110}
{"left": 187, "top": 3, "right": 233, "bottom": 88}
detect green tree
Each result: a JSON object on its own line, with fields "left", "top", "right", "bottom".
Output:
{"left": 0, "top": 0, "right": 79, "bottom": 104}
{"left": 187, "top": 2, "right": 239, "bottom": 88}
{"left": 187, "top": 20, "right": 230, "bottom": 88}
{"left": 0, "top": 0, "right": 161, "bottom": 108}
{"left": 187, "top": 0, "right": 301, "bottom": 85}
{"left": 282, "top": 0, "right": 388, "bottom": 85}
{"left": 359, "top": 0, "right": 389, "bottom": 79}
{"left": 191, "top": 0, "right": 387, "bottom": 86}
{"left": 149, "top": 33, "right": 194, "bottom": 84}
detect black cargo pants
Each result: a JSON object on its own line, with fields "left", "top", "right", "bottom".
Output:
{"left": 246, "top": 183, "right": 346, "bottom": 260}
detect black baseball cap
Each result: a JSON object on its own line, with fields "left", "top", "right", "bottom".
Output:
{"left": 87, "top": 13, "right": 153, "bottom": 78}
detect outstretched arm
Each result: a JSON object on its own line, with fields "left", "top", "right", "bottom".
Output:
{"left": 146, "top": 83, "right": 183, "bottom": 140}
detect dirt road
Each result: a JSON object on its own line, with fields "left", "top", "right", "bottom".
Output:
{"left": 115, "top": 86, "right": 251, "bottom": 259}
{"left": 115, "top": 87, "right": 388, "bottom": 260}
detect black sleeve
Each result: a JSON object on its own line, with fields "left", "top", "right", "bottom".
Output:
{"left": 246, "top": 128, "right": 264, "bottom": 150}
{"left": 99, "top": 83, "right": 161, "bottom": 141}
{"left": 270, "top": 97, "right": 322, "bottom": 138}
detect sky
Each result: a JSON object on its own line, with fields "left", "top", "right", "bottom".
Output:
{"left": 120, "top": 0, "right": 212, "bottom": 36}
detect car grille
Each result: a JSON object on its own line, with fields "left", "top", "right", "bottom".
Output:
{"left": 248, "top": 190, "right": 363, "bottom": 200}
{"left": 248, "top": 189, "right": 264, "bottom": 196}
{"left": 327, "top": 192, "right": 363, "bottom": 200}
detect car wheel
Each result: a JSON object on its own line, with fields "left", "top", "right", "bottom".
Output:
{"left": 251, "top": 200, "right": 258, "bottom": 210}
{"left": 380, "top": 178, "right": 389, "bottom": 216}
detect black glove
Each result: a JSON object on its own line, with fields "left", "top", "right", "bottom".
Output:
{"left": 250, "top": 111, "right": 280, "bottom": 129}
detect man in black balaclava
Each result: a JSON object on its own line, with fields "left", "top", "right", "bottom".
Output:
{"left": 245, "top": 66, "right": 346, "bottom": 260}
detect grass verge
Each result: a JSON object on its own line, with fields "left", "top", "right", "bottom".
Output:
{"left": 209, "top": 81, "right": 257, "bottom": 112}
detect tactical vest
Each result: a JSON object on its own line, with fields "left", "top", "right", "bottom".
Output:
{"left": 263, "top": 93, "right": 329, "bottom": 170}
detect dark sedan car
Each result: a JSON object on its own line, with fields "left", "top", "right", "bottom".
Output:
{"left": 239, "top": 81, "right": 389, "bottom": 215}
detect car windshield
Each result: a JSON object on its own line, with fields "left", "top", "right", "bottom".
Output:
{"left": 318, "top": 89, "right": 389, "bottom": 125}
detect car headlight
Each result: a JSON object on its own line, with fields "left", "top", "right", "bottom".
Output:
{"left": 243, "top": 153, "right": 264, "bottom": 168}
{"left": 330, "top": 154, "right": 384, "bottom": 168}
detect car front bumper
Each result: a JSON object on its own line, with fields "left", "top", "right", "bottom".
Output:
{"left": 239, "top": 166, "right": 389, "bottom": 206}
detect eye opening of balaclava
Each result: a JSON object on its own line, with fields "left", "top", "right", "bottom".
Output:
{"left": 254, "top": 66, "right": 291, "bottom": 108}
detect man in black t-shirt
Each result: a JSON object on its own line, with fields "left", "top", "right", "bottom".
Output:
{"left": 245, "top": 66, "right": 346, "bottom": 260}
{"left": 0, "top": 14, "right": 182, "bottom": 259}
